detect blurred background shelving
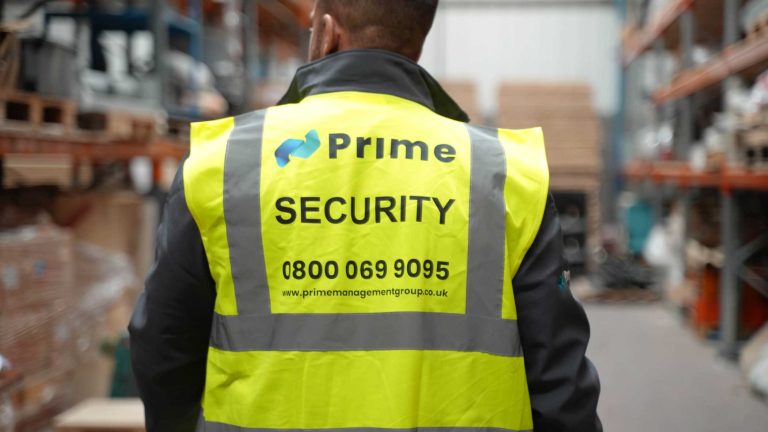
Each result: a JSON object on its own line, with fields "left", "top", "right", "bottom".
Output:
{"left": 620, "top": 0, "right": 768, "bottom": 359}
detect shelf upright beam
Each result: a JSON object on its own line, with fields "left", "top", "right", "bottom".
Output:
{"left": 720, "top": 188, "right": 740, "bottom": 359}
{"left": 677, "top": 9, "right": 696, "bottom": 273}
{"left": 723, "top": 0, "right": 740, "bottom": 48}
{"left": 244, "top": 0, "right": 261, "bottom": 102}
{"left": 719, "top": 0, "right": 743, "bottom": 360}
{"left": 653, "top": 39, "right": 666, "bottom": 132}
{"left": 610, "top": 0, "right": 629, "bottom": 225}
{"left": 723, "top": 0, "right": 740, "bottom": 94}
{"left": 677, "top": 9, "right": 695, "bottom": 160}
{"left": 649, "top": 38, "right": 667, "bottom": 223}
{"left": 151, "top": 0, "right": 169, "bottom": 110}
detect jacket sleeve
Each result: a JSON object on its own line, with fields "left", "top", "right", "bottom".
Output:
{"left": 512, "top": 193, "right": 602, "bottom": 432}
{"left": 128, "top": 160, "right": 216, "bottom": 432}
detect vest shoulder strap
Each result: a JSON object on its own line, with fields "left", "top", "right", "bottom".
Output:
{"left": 496, "top": 126, "right": 549, "bottom": 319}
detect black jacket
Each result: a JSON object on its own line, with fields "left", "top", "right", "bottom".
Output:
{"left": 129, "top": 50, "right": 602, "bottom": 432}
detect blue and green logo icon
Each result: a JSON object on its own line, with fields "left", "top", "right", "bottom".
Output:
{"left": 275, "top": 129, "right": 321, "bottom": 168}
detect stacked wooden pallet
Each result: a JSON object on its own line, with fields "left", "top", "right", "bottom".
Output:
{"left": 0, "top": 91, "right": 160, "bottom": 142}
{"left": 440, "top": 80, "right": 482, "bottom": 124}
{"left": 497, "top": 83, "right": 602, "bottom": 262}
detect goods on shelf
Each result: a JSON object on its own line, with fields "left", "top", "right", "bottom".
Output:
{"left": 167, "top": 51, "right": 228, "bottom": 118}
{"left": 644, "top": 208, "right": 685, "bottom": 289}
{"left": 737, "top": 128, "right": 768, "bottom": 168}
{"left": 554, "top": 192, "right": 589, "bottom": 274}
{"left": 689, "top": 193, "right": 721, "bottom": 247}
{"left": 689, "top": 266, "right": 768, "bottom": 338}
{"left": 742, "top": 0, "right": 768, "bottom": 37}
{"left": 17, "top": 39, "right": 77, "bottom": 100}
{"left": 734, "top": 71, "right": 768, "bottom": 169}
{"left": 690, "top": 118, "right": 734, "bottom": 172}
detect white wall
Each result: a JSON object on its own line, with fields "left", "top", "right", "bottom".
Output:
{"left": 420, "top": 3, "right": 621, "bottom": 118}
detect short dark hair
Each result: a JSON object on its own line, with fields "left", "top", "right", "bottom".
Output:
{"left": 318, "top": 0, "right": 439, "bottom": 58}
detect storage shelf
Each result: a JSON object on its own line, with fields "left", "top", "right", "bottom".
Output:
{"left": 0, "top": 130, "right": 187, "bottom": 161}
{"left": 620, "top": 0, "right": 767, "bottom": 359}
{"left": 45, "top": 7, "right": 202, "bottom": 35}
{"left": 624, "top": 160, "right": 768, "bottom": 192}
{"left": 623, "top": 0, "right": 695, "bottom": 65}
{"left": 654, "top": 33, "right": 768, "bottom": 104}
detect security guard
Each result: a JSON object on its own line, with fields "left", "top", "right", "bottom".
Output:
{"left": 129, "top": 1, "right": 602, "bottom": 431}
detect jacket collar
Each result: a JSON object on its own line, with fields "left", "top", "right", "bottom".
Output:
{"left": 278, "top": 49, "right": 470, "bottom": 123}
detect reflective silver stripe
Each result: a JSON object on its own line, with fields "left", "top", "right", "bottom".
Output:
{"left": 210, "top": 312, "right": 522, "bottom": 357}
{"left": 199, "top": 421, "right": 531, "bottom": 432}
{"left": 465, "top": 125, "right": 507, "bottom": 317}
{"left": 224, "top": 110, "right": 270, "bottom": 315}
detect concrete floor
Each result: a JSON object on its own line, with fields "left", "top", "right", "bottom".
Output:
{"left": 585, "top": 304, "right": 768, "bottom": 432}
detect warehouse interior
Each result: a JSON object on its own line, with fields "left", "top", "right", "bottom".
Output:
{"left": 1, "top": 0, "right": 768, "bottom": 430}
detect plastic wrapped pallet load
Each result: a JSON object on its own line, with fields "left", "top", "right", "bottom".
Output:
{"left": 0, "top": 226, "right": 74, "bottom": 376}
{"left": 0, "top": 224, "right": 137, "bottom": 430}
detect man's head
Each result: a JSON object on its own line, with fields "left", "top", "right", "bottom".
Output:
{"left": 308, "top": 0, "right": 439, "bottom": 62}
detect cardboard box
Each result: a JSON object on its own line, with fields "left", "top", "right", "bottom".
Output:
{"left": 55, "top": 398, "right": 145, "bottom": 432}
{"left": 52, "top": 191, "right": 156, "bottom": 279}
{"left": 2, "top": 154, "right": 74, "bottom": 189}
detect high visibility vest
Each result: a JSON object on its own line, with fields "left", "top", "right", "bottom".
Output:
{"left": 184, "top": 90, "right": 549, "bottom": 432}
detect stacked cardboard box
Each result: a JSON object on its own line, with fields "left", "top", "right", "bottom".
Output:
{"left": 498, "top": 83, "right": 602, "bottom": 264}
{"left": 53, "top": 192, "right": 154, "bottom": 402}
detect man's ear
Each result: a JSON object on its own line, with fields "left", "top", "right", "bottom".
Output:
{"left": 321, "top": 14, "right": 340, "bottom": 56}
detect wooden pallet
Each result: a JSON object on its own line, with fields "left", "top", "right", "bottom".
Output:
{"left": 166, "top": 117, "right": 190, "bottom": 142}
{"left": 744, "top": 145, "right": 768, "bottom": 169}
{"left": 0, "top": 92, "right": 76, "bottom": 133}
{"left": 748, "top": 13, "right": 768, "bottom": 40}
{"left": 41, "top": 98, "right": 76, "bottom": 133}
{"left": 76, "top": 110, "right": 158, "bottom": 142}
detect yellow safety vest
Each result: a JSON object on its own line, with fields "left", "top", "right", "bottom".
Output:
{"left": 184, "top": 90, "right": 549, "bottom": 431}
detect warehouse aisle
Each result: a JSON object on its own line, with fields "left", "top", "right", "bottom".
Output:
{"left": 586, "top": 304, "right": 768, "bottom": 431}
